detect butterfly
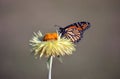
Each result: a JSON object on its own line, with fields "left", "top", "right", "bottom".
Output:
{"left": 57, "top": 21, "right": 90, "bottom": 43}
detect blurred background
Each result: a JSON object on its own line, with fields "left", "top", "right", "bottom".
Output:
{"left": 0, "top": 0, "right": 120, "bottom": 79}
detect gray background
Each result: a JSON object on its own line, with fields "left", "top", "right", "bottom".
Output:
{"left": 0, "top": 0, "right": 120, "bottom": 79}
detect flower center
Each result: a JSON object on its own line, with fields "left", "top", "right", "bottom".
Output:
{"left": 43, "top": 33, "right": 58, "bottom": 41}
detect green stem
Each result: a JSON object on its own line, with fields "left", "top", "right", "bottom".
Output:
{"left": 48, "top": 56, "right": 53, "bottom": 79}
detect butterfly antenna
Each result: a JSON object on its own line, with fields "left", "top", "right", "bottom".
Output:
{"left": 54, "top": 25, "right": 61, "bottom": 28}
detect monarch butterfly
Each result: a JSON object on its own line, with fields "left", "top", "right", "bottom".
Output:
{"left": 57, "top": 21, "right": 90, "bottom": 43}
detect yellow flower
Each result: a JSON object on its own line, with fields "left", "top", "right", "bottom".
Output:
{"left": 29, "top": 31, "right": 76, "bottom": 58}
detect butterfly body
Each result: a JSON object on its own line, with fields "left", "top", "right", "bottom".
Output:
{"left": 59, "top": 21, "right": 90, "bottom": 43}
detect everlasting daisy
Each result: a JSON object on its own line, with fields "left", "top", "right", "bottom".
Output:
{"left": 29, "top": 31, "right": 76, "bottom": 79}
{"left": 29, "top": 31, "right": 76, "bottom": 58}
